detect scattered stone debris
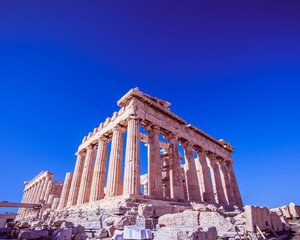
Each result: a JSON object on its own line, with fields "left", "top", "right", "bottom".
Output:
{"left": 3, "top": 201, "right": 299, "bottom": 239}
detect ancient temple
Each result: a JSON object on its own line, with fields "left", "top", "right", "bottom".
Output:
{"left": 18, "top": 88, "right": 243, "bottom": 219}
{"left": 17, "top": 171, "right": 63, "bottom": 219}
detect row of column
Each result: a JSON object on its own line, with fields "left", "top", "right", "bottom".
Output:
{"left": 65, "top": 116, "right": 141, "bottom": 208}
{"left": 60, "top": 116, "right": 242, "bottom": 209}
{"left": 144, "top": 128, "right": 243, "bottom": 207}
{"left": 18, "top": 175, "right": 54, "bottom": 218}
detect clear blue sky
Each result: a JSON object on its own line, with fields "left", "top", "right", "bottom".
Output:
{"left": 0, "top": 1, "right": 299, "bottom": 212}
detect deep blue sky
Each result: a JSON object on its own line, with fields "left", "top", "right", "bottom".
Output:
{"left": 0, "top": 1, "right": 299, "bottom": 212}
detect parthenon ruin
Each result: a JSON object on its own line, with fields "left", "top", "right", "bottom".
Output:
{"left": 17, "top": 87, "right": 243, "bottom": 220}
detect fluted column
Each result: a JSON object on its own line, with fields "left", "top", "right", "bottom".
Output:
{"left": 58, "top": 172, "right": 73, "bottom": 210}
{"left": 227, "top": 161, "right": 243, "bottom": 207}
{"left": 77, "top": 145, "right": 96, "bottom": 204}
{"left": 194, "top": 148, "right": 215, "bottom": 203}
{"left": 207, "top": 153, "right": 227, "bottom": 205}
{"left": 45, "top": 180, "right": 54, "bottom": 204}
{"left": 106, "top": 127, "right": 124, "bottom": 197}
{"left": 166, "top": 135, "right": 185, "bottom": 200}
{"left": 31, "top": 183, "right": 39, "bottom": 203}
{"left": 40, "top": 177, "right": 50, "bottom": 202}
{"left": 67, "top": 152, "right": 86, "bottom": 206}
{"left": 37, "top": 179, "right": 46, "bottom": 203}
{"left": 218, "top": 159, "right": 236, "bottom": 206}
{"left": 26, "top": 186, "right": 34, "bottom": 203}
{"left": 90, "top": 136, "right": 109, "bottom": 201}
{"left": 146, "top": 126, "right": 163, "bottom": 197}
{"left": 162, "top": 153, "right": 171, "bottom": 198}
{"left": 182, "top": 143, "right": 201, "bottom": 201}
{"left": 123, "top": 116, "right": 141, "bottom": 195}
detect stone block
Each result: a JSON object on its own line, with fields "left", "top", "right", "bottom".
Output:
{"left": 158, "top": 210, "right": 199, "bottom": 227}
{"left": 138, "top": 204, "right": 156, "bottom": 219}
{"left": 270, "top": 212, "right": 283, "bottom": 232}
{"left": 289, "top": 202, "right": 300, "bottom": 219}
{"left": 280, "top": 205, "right": 292, "bottom": 219}
{"left": 199, "top": 212, "right": 235, "bottom": 232}
{"left": 50, "top": 228, "right": 72, "bottom": 240}
{"left": 154, "top": 205, "right": 174, "bottom": 217}
{"left": 114, "top": 216, "right": 136, "bottom": 230}
{"left": 18, "top": 229, "right": 49, "bottom": 239}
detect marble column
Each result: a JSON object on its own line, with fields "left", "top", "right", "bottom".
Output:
{"left": 146, "top": 126, "right": 163, "bottom": 197}
{"left": 194, "top": 148, "right": 215, "bottom": 203}
{"left": 218, "top": 159, "right": 236, "bottom": 206}
{"left": 27, "top": 187, "right": 34, "bottom": 203}
{"left": 207, "top": 153, "right": 227, "bottom": 205}
{"left": 166, "top": 135, "right": 185, "bottom": 200}
{"left": 227, "top": 161, "right": 243, "bottom": 207}
{"left": 182, "top": 143, "right": 202, "bottom": 201}
{"left": 45, "top": 180, "right": 54, "bottom": 204}
{"left": 34, "top": 180, "right": 43, "bottom": 203}
{"left": 67, "top": 152, "right": 86, "bottom": 206}
{"left": 77, "top": 145, "right": 96, "bottom": 204}
{"left": 90, "top": 136, "right": 109, "bottom": 201}
{"left": 58, "top": 172, "right": 73, "bottom": 210}
{"left": 106, "top": 127, "right": 124, "bottom": 197}
{"left": 162, "top": 153, "right": 171, "bottom": 198}
{"left": 123, "top": 116, "right": 141, "bottom": 195}
{"left": 31, "top": 183, "right": 39, "bottom": 203}
{"left": 40, "top": 177, "right": 50, "bottom": 202}
{"left": 36, "top": 179, "right": 46, "bottom": 203}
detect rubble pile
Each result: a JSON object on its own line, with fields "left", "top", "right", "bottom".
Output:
{"left": 1, "top": 202, "right": 299, "bottom": 239}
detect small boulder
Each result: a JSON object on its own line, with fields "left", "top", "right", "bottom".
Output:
{"left": 138, "top": 204, "right": 156, "bottom": 219}
{"left": 289, "top": 202, "right": 300, "bottom": 219}
{"left": 114, "top": 216, "right": 136, "bottom": 230}
{"left": 18, "top": 229, "right": 49, "bottom": 239}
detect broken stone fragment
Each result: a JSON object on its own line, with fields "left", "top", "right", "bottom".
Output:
{"left": 289, "top": 202, "right": 300, "bottom": 219}
{"left": 18, "top": 229, "right": 49, "bottom": 239}
{"left": 138, "top": 204, "right": 156, "bottom": 219}
{"left": 113, "top": 216, "right": 136, "bottom": 230}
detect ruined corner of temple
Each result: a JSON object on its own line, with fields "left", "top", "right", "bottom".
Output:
{"left": 11, "top": 88, "right": 299, "bottom": 239}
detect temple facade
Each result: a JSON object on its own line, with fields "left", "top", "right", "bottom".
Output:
{"left": 18, "top": 88, "right": 243, "bottom": 220}
{"left": 17, "top": 171, "right": 63, "bottom": 219}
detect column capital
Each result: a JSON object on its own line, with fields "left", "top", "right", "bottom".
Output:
{"left": 97, "top": 135, "right": 109, "bottom": 142}
{"left": 112, "top": 125, "right": 126, "bottom": 133}
{"left": 127, "top": 114, "right": 139, "bottom": 121}
{"left": 144, "top": 124, "right": 160, "bottom": 132}
{"left": 204, "top": 150, "right": 217, "bottom": 158}
{"left": 179, "top": 141, "right": 193, "bottom": 148}
{"left": 193, "top": 146, "right": 204, "bottom": 153}
{"left": 164, "top": 133, "right": 177, "bottom": 141}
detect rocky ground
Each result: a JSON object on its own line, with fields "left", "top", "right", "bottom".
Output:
{"left": 1, "top": 202, "right": 299, "bottom": 239}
